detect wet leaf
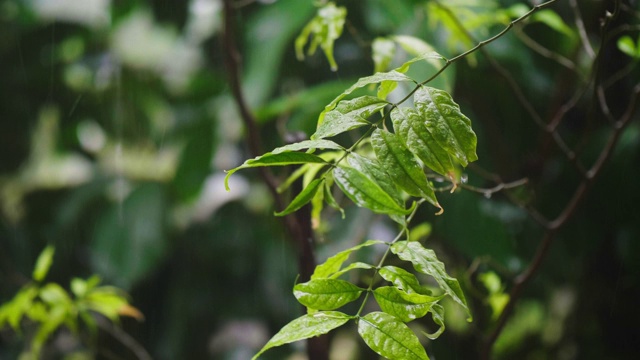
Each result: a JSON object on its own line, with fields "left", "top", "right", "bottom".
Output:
{"left": 271, "top": 139, "right": 344, "bottom": 154}
{"left": 294, "top": 279, "right": 365, "bottom": 310}
{"left": 373, "top": 286, "right": 440, "bottom": 322}
{"left": 391, "top": 241, "right": 471, "bottom": 320}
{"left": 252, "top": 311, "right": 352, "bottom": 360}
{"left": 414, "top": 86, "right": 478, "bottom": 167}
{"left": 358, "top": 312, "right": 429, "bottom": 360}
{"left": 330, "top": 262, "right": 375, "bottom": 279}
{"left": 313, "top": 96, "right": 387, "bottom": 139}
{"left": 371, "top": 129, "right": 441, "bottom": 210}
{"left": 379, "top": 266, "right": 432, "bottom": 295}
{"left": 422, "top": 303, "right": 445, "bottom": 340}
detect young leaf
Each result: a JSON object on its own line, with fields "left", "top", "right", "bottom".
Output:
{"left": 392, "top": 107, "right": 456, "bottom": 179}
{"left": 422, "top": 303, "right": 445, "bottom": 340}
{"left": 414, "top": 86, "right": 478, "bottom": 167}
{"left": 373, "top": 286, "right": 440, "bottom": 323}
{"left": 271, "top": 139, "right": 344, "bottom": 154}
{"left": 617, "top": 35, "right": 638, "bottom": 58}
{"left": 312, "top": 96, "right": 388, "bottom": 139}
{"left": 33, "top": 245, "right": 55, "bottom": 282}
{"left": 330, "top": 262, "right": 375, "bottom": 279}
{"left": 379, "top": 265, "right": 432, "bottom": 295}
{"left": 312, "top": 239, "right": 385, "bottom": 279}
{"left": 319, "top": 71, "right": 414, "bottom": 125}
{"left": 225, "top": 152, "right": 328, "bottom": 191}
{"left": 295, "top": 2, "right": 347, "bottom": 71}
{"left": 333, "top": 165, "right": 412, "bottom": 216}
{"left": 358, "top": 312, "right": 429, "bottom": 360}
{"left": 294, "top": 279, "right": 365, "bottom": 310}
{"left": 252, "top": 311, "right": 352, "bottom": 360}
{"left": 275, "top": 178, "right": 324, "bottom": 217}
{"left": 371, "top": 129, "right": 441, "bottom": 211}
{"left": 391, "top": 241, "right": 471, "bottom": 320}
{"left": 377, "top": 49, "right": 445, "bottom": 100}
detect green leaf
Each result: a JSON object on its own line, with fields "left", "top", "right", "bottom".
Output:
{"left": 295, "top": 2, "right": 347, "bottom": 71}
{"left": 392, "top": 107, "right": 456, "bottom": 179}
{"left": 532, "top": 9, "right": 575, "bottom": 38}
{"left": 330, "top": 262, "right": 375, "bottom": 279}
{"left": 252, "top": 311, "right": 352, "bottom": 360}
{"left": 39, "top": 283, "right": 72, "bottom": 305}
{"left": 617, "top": 35, "right": 638, "bottom": 58}
{"left": 293, "top": 279, "right": 365, "bottom": 310}
{"left": 372, "top": 37, "right": 396, "bottom": 74}
{"left": 391, "top": 241, "right": 471, "bottom": 320}
{"left": 33, "top": 245, "right": 55, "bottom": 282}
{"left": 422, "top": 303, "right": 446, "bottom": 340}
{"left": 323, "top": 180, "right": 345, "bottom": 218}
{"left": 312, "top": 96, "right": 388, "bottom": 139}
{"left": 319, "top": 71, "right": 413, "bottom": 125}
{"left": 373, "top": 286, "right": 440, "bottom": 323}
{"left": 333, "top": 165, "right": 412, "bottom": 216}
{"left": 377, "top": 48, "right": 444, "bottom": 100}
{"left": 312, "top": 239, "right": 384, "bottom": 279}
{"left": 379, "top": 266, "right": 431, "bottom": 295}
{"left": 271, "top": 139, "right": 345, "bottom": 154}
{"left": 414, "top": 86, "right": 478, "bottom": 167}
{"left": 346, "top": 153, "right": 403, "bottom": 206}
{"left": 371, "top": 129, "right": 441, "bottom": 210}
{"left": 225, "top": 152, "right": 328, "bottom": 191}
{"left": 275, "top": 178, "right": 324, "bottom": 216}
{"left": 84, "top": 288, "right": 129, "bottom": 321}
{"left": 358, "top": 312, "right": 429, "bottom": 360}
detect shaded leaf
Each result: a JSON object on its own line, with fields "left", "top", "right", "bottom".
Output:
{"left": 33, "top": 245, "right": 55, "bottom": 282}
{"left": 312, "top": 96, "right": 388, "bottom": 139}
{"left": 391, "top": 241, "right": 471, "bottom": 320}
{"left": 275, "top": 178, "right": 324, "bottom": 216}
{"left": 346, "top": 153, "right": 403, "bottom": 206}
{"left": 371, "top": 129, "right": 441, "bottom": 210}
{"left": 333, "top": 165, "right": 411, "bottom": 216}
{"left": 358, "top": 312, "right": 429, "bottom": 360}
{"left": 319, "top": 71, "right": 413, "bottom": 125}
{"left": 252, "top": 311, "right": 351, "bottom": 360}
{"left": 422, "top": 303, "right": 445, "bottom": 340}
{"left": 414, "top": 86, "right": 478, "bottom": 167}
{"left": 323, "top": 180, "right": 345, "bottom": 218}
{"left": 392, "top": 107, "right": 456, "bottom": 179}
{"left": 225, "top": 152, "right": 328, "bottom": 191}
{"left": 313, "top": 239, "right": 384, "bottom": 279}
{"left": 374, "top": 286, "right": 440, "bottom": 322}
{"left": 294, "top": 279, "right": 365, "bottom": 310}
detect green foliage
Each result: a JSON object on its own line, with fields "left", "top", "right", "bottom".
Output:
{"left": 295, "top": 2, "right": 347, "bottom": 71}
{"left": 0, "top": 247, "right": 140, "bottom": 358}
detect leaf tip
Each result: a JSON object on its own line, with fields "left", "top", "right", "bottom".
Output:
{"left": 435, "top": 205, "right": 444, "bottom": 216}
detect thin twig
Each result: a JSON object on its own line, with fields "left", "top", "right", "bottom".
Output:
{"left": 570, "top": 0, "right": 596, "bottom": 58}
{"left": 515, "top": 27, "right": 577, "bottom": 72}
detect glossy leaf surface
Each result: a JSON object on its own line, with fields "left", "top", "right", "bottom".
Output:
{"left": 358, "top": 312, "right": 429, "bottom": 360}
{"left": 333, "top": 165, "right": 411, "bottom": 216}
{"left": 373, "top": 286, "right": 438, "bottom": 322}
{"left": 391, "top": 241, "right": 471, "bottom": 319}
{"left": 312, "top": 96, "right": 387, "bottom": 139}
{"left": 271, "top": 139, "right": 345, "bottom": 154}
{"left": 379, "top": 265, "right": 431, "bottom": 295}
{"left": 371, "top": 129, "right": 441, "bottom": 210}
{"left": 392, "top": 107, "right": 455, "bottom": 178}
{"left": 414, "top": 87, "right": 477, "bottom": 167}
{"left": 252, "top": 311, "right": 351, "bottom": 360}
{"left": 294, "top": 279, "right": 364, "bottom": 310}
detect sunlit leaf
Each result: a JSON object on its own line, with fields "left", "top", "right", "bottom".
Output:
{"left": 371, "top": 129, "right": 441, "bottom": 210}
{"left": 39, "top": 283, "right": 72, "bottom": 305}
{"left": 275, "top": 178, "right": 324, "bottom": 216}
{"left": 32, "top": 245, "right": 55, "bottom": 282}
{"left": 271, "top": 139, "right": 345, "bottom": 154}
{"left": 312, "top": 239, "right": 384, "bottom": 279}
{"left": 414, "top": 87, "right": 478, "bottom": 167}
{"left": 392, "top": 107, "right": 456, "bottom": 179}
{"left": 330, "top": 262, "right": 375, "bottom": 279}
{"left": 617, "top": 35, "right": 638, "bottom": 58}
{"left": 312, "top": 96, "right": 388, "bottom": 139}
{"left": 532, "top": 9, "right": 575, "bottom": 38}
{"left": 373, "top": 286, "right": 440, "bottom": 322}
{"left": 225, "top": 152, "right": 328, "bottom": 191}
{"left": 358, "top": 312, "right": 429, "bottom": 360}
{"left": 391, "top": 241, "right": 471, "bottom": 320}
{"left": 319, "top": 71, "right": 414, "bottom": 125}
{"left": 294, "top": 279, "right": 365, "bottom": 310}
{"left": 379, "top": 266, "right": 431, "bottom": 295}
{"left": 295, "top": 2, "right": 347, "bottom": 71}
{"left": 252, "top": 311, "right": 352, "bottom": 360}
{"left": 333, "top": 165, "right": 412, "bottom": 216}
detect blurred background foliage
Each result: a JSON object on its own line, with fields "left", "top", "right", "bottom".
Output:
{"left": 1, "top": 0, "right": 639, "bottom": 359}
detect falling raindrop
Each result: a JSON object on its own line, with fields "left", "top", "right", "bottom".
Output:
{"left": 484, "top": 191, "right": 492, "bottom": 199}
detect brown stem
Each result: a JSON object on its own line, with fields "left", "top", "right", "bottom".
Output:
{"left": 221, "top": 2, "right": 327, "bottom": 359}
